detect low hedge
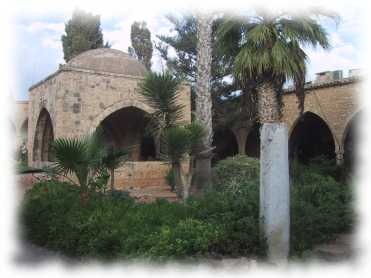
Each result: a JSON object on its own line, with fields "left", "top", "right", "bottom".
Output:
{"left": 20, "top": 155, "right": 354, "bottom": 261}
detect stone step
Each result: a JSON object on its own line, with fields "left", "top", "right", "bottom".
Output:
{"left": 129, "top": 191, "right": 177, "bottom": 198}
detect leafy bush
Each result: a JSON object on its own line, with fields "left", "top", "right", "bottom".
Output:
{"left": 213, "top": 155, "right": 259, "bottom": 190}
{"left": 291, "top": 155, "right": 346, "bottom": 182}
{"left": 145, "top": 219, "right": 223, "bottom": 260}
{"left": 188, "top": 188, "right": 262, "bottom": 256}
{"left": 290, "top": 165, "right": 354, "bottom": 255}
{"left": 20, "top": 155, "right": 354, "bottom": 261}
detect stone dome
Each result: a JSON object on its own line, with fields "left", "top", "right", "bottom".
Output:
{"left": 66, "top": 48, "right": 147, "bottom": 77}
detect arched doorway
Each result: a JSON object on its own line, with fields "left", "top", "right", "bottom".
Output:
{"left": 343, "top": 112, "right": 361, "bottom": 173}
{"left": 212, "top": 128, "right": 238, "bottom": 163}
{"left": 98, "top": 106, "right": 156, "bottom": 161}
{"left": 289, "top": 112, "right": 335, "bottom": 163}
{"left": 21, "top": 119, "right": 28, "bottom": 144}
{"left": 245, "top": 123, "right": 261, "bottom": 158}
{"left": 33, "top": 109, "right": 54, "bottom": 162}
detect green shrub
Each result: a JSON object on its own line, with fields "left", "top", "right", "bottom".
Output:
{"left": 145, "top": 219, "right": 223, "bottom": 260}
{"left": 213, "top": 155, "right": 259, "bottom": 190}
{"left": 188, "top": 181, "right": 262, "bottom": 256}
{"left": 290, "top": 166, "right": 354, "bottom": 255}
{"left": 20, "top": 157, "right": 354, "bottom": 261}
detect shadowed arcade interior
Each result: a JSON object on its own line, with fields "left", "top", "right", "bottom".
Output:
{"left": 99, "top": 106, "right": 156, "bottom": 161}
{"left": 21, "top": 119, "right": 28, "bottom": 144}
{"left": 245, "top": 123, "right": 261, "bottom": 158}
{"left": 212, "top": 128, "right": 238, "bottom": 163}
{"left": 289, "top": 112, "right": 335, "bottom": 163}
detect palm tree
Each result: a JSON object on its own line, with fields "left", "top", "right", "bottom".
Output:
{"left": 218, "top": 11, "right": 333, "bottom": 262}
{"left": 51, "top": 128, "right": 129, "bottom": 205}
{"left": 194, "top": 13, "right": 214, "bottom": 187}
{"left": 140, "top": 71, "right": 205, "bottom": 199}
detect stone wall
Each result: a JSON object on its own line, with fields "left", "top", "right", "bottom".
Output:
{"left": 281, "top": 79, "right": 361, "bottom": 162}
{"left": 17, "top": 68, "right": 360, "bottom": 191}
{"left": 25, "top": 61, "right": 191, "bottom": 191}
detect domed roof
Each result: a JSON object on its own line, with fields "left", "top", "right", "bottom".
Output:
{"left": 66, "top": 48, "right": 147, "bottom": 77}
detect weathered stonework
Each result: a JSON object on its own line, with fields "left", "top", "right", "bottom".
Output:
{"left": 15, "top": 49, "right": 191, "bottom": 199}
{"left": 223, "top": 78, "right": 361, "bottom": 164}
{"left": 14, "top": 48, "right": 360, "bottom": 197}
{"left": 282, "top": 78, "right": 361, "bottom": 163}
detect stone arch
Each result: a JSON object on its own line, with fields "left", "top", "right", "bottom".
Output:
{"left": 33, "top": 108, "right": 54, "bottom": 162}
{"left": 97, "top": 105, "right": 156, "bottom": 161}
{"left": 245, "top": 123, "right": 261, "bottom": 158}
{"left": 20, "top": 118, "right": 28, "bottom": 144}
{"left": 89, "top": 99, "right": 153, "bottom": 133}
{"left": 289, "top": 111, "right": 336, "bottom": 163}
{"left": 342, "top": 110, "right": 361, "bottom": 170}
{"left": 212, "top": 128, "right": 238, "bottom": 163}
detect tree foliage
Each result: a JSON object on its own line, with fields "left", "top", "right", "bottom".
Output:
{"left": 61, "top": 9, "right": 110, "bottom": 62}
{"left": 156, "top": 14, "right": 257, "bottom": 130}
{"left": 50, "top": 128, "right": 128, "bottom": 205}
{"left": 129, "top": 21, "right": 153, "bottom": 70}
{"left": 217, "top": 11, "right": 334, "bottom": 114}
{"left": 139, "top": 71, "right": 184, "bottom": 133}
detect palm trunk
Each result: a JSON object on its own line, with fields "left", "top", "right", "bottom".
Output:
{"left": 172, "top": 161, "right": 193, "bottom": 200}
{"left": 110, "top": 168, "right": 115, "bottom": 193}
{"left": 258, "top": 82, "right": 290, "bottom": 264}
{"left": 195, "top": 13, "right": 213, "bottom": 188}
{"left": 79, "top": 189, "right": 88, "bottom": 207}
{"left": 172, "top": 162, "right": 184, "bottom": 198}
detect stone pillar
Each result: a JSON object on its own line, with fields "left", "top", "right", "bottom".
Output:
{"left": 260, "top": 123, "right": 290, "bottom": 264}
{"left": 336, "top": 148, "right": 344, "bottom": 165}
{"left": 233, "top": 128, "right": 248, "bottom": 155}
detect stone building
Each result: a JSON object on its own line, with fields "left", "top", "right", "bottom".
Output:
{"left": 212, "top": 75, "right": 362, "bottom": 167}
{"left": 15, "top": 48, "right": 191, "bottom": 200}
{"left": 14, "top": 47, "right": 361, "bottom": 197}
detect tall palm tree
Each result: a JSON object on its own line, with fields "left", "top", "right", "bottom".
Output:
{"left": 195, "top": 13, "right": 214, "bottom": 187}
{"left": 218, "top": 11, "right": 333, "bottom": 263}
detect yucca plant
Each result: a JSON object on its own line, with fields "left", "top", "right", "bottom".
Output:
{"left": 140, "top": 71, "right": 184, "bottom": 130}
{"left": 161, "top": 122, "right": 205, "bottom": 199}
{"left": 140, "top": 71, "right": 206, "bottom": 199}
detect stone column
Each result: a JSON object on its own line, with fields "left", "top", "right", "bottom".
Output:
{"left": 233, "top": 128, "right": 249, "bottom": 155}
{"left": 260, "top": 123, "right": 290, "bottom": 264}
{"left": 336, "top": 148, "right": 344, "bottom": 165}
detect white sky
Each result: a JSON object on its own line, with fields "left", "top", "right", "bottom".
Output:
{"left": 12, "top": 4, "right": 365, "bottom": 100}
